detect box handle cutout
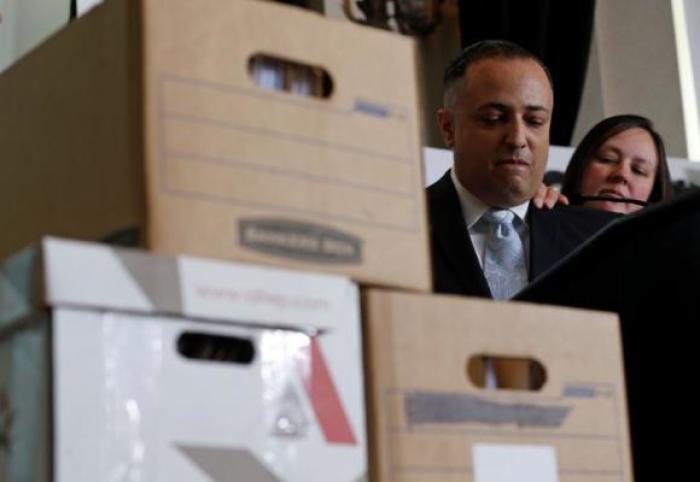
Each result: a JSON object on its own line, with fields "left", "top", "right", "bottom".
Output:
{"left": 248, "top": 53, "right": 333, "bottom": 99}
{"left": 177, "top": 332, "right": 255, "bottom": 364}
{"left": 467, "top": 354, "right": 547, "bottom": 391}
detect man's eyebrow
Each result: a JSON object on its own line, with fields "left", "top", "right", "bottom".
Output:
{"left": 524, "top": 104, "right": 551, "bottom": 114}
{"left": 476, "top": 102, "right": 509, "bottom": 111}
{"left": 475, "top": 102, "right": 551, "bottom": 114}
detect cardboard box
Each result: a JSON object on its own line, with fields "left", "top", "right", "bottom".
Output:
{"left": 0, "top": 237, "right": 367, "bottom": 481}
{"left": 0, "top": 0, "right": 430, "bottom": 291}
{"left": 363, "top": 289, "right": 633, "bottom": 482}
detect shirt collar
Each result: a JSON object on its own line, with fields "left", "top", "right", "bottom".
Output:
{"left": 450, "top": 167, "right": 530, "bottom": 228}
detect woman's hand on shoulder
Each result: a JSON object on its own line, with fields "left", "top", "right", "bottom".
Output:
{"left": 532, "top": 184, "right": 569, "bottom": 209}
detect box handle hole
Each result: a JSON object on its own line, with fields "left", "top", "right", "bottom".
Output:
{"left": 466, "top": 354, "right": 547, "bottom": 391}
{"left": 248, "top": 53, "right": 333, "bottom": 99}
{"left": 177, "top": 332, "right": 255, "bottom": 364}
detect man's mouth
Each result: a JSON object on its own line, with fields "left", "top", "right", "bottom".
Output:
{"left": 495, "top": 158, "right": 531, "bottom": 167}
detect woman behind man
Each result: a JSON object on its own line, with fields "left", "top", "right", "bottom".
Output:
{"left": 561, "top": 114, "right": 673, "bottom": 214}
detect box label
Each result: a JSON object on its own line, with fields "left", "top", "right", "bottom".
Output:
{"left": 473, "top": 443, "right": 558, "bottom": 482}
{"left": 404, "top": 391, "right": 571, "bottom": 428}
{"left": 239, "top": 218, "right": 362, "bottom": 264}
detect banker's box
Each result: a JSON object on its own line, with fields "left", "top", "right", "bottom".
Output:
{"left": 363, "top": 289, "right": 633, "bottom": 482}
{"left": 0, "top": 0, "right": 430, "bottom": 291}
{"left": 0, "top": 238, "right": 366, "bottom": 481}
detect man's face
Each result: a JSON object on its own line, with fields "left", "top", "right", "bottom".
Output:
{"left": 437, "top": 57, "right": 553, "bottom": 207}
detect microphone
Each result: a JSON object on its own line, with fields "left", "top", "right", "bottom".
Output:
{"left": 569, "top": 193, "right": 648, "bottom": 208}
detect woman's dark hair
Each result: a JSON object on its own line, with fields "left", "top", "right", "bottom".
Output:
{"left": 561, "top": 114, "right": 673, "bottom": 204}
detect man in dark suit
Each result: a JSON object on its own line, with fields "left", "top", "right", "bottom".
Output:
{"left": 429, "top": 40, "right": 617, "bottom": 297}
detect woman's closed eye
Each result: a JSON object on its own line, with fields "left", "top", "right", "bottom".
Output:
{"left": 632, "top": 164, "right": 651, "bottom": 176}
{"left": 594, "top": 155, "right": 618, "bottom": 164}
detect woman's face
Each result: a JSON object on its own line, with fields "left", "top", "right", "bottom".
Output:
{"left": 579, "top": 127, "right": 658, "bottom": 214}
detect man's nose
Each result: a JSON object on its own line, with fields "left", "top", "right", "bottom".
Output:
{"left": 505, "top": 120, "right": 527, "bottom": 149}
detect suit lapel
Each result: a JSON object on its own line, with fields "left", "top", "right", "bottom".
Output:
{"left": 529, "top": 206, "right": 560, "bottom": 279}
{"left": 429, "top": 172, "right": 491, "bottom": 296}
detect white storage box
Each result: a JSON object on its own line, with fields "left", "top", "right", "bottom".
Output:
{"left": 0, "top": 238, "right": 366, "bottom": 481}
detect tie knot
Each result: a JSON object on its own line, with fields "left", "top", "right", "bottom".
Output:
{"left": 482, "top": 209, "right": 516, "bottom": 226}
{"left": 482, "top": 209, "right": 518, "bottom": 238}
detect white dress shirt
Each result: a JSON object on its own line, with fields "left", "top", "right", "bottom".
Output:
{"left": 450, "top": 168, "right": 531, "bottom": 271}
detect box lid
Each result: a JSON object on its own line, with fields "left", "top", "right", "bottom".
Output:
{"left": 0, "top": 237, "right": 357, "bottom": 332}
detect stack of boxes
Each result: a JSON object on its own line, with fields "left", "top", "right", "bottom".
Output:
{"left": 0, "top": 0, "right": 633, "bottom": 480}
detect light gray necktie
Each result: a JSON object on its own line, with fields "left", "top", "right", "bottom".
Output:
{"left": 482, "top": 209, "right": 528, "bottom": 300}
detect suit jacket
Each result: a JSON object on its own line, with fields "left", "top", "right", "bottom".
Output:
{"left": 427, "top": 170, "right": 618, "bottom": 297}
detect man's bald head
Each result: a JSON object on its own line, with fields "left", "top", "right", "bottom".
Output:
{"left": 443, "top": 40, "right": 553, "bottom": 109}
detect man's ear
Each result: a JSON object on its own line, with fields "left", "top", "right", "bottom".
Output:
{"left": 436, "top": 108, "right": 455, "bottom": 149}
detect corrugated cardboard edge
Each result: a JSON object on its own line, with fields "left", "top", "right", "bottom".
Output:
{"left": 0, "top": 0, "right": 147, "bottom": 259}
{"left": 360, "top": 288, "right": 392, "bottom": 482}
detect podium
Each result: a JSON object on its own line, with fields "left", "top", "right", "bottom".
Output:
{"left": 516, "top": 188, "right": 700, "bottom": 480}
